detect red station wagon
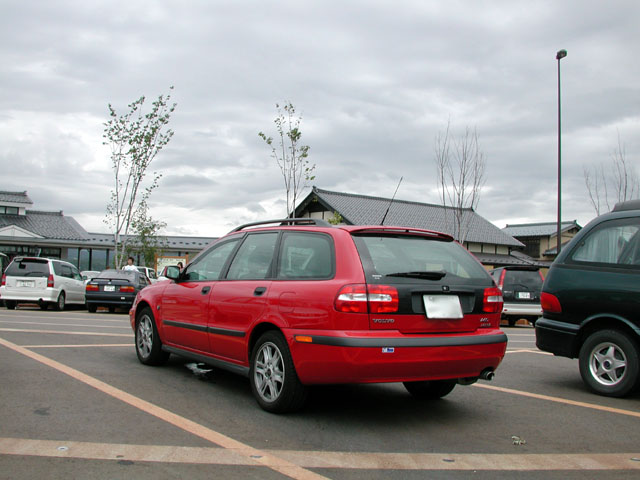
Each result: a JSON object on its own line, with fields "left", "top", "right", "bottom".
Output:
{"left": 130, "top": 219, "right": 507, "bottom": 412}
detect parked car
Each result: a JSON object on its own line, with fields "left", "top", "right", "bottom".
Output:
{"left": 81, "top": 270, "right": 101, "bottom": 284}
{"left": 130, "top": 218, "right": 506, "bottom": 413}
{"left": 136, "top": 266, "right": 158, "bottom": 284}
{"left": 489, "top": 266, "right": 544, "bottom": 326}
{"left": 536, "top": 199, "right": 640, "bottom": 397}
{"left": 86, "top": 270, "right": 150, "bottom": 313}
{"left": 0, "top": 257, "right": 85, "bottom": 310}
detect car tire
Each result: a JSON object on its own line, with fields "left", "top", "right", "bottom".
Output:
{"left": 87, "top": 304, "right": 97, "bottom": 313}
{"left": 403, "top": 379, "right": 457, "bottom": 399}
{"left": 249, "top": 331, "right": 308, "bottom": 413}
{"left": 508, "top": 318, "right": 517, "bottom": 327}
{"left": 108, "top": 306, "right": 116, "bottom": 313}
{"left": 135, "top": 307, "right": 169, "bottom": 366}
{"left": 4, "top": 300, "right": 16, "bottom": 310}
{"left": 40, "top": 303, "right": 49, "bottom": 311}
{"left": 55, "top": 292, "right": 66, "bottom": 311}
{"left": 579, "top": 329, "right": 640, "bottom": 397}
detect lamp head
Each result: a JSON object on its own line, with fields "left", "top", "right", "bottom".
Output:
{"left": 556, "top": 49, "right": 567, "bottom": 60}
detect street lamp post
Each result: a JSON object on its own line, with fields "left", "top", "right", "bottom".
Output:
{"left": 556, "top": 49, "right": 567, "bottom": 256}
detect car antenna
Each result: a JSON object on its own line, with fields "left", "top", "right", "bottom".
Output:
{"left": 380, "top": 176, "right": 403, "bottom": 225}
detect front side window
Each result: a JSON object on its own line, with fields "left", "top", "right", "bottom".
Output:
{"left": 571, "top": 218, "right": 640, "bottom": 266}
{"left": 227, "top": 233, "right": 278, "bottom": 280}
{"left": 184, "top": 238, "right": 241, "bottom": 281}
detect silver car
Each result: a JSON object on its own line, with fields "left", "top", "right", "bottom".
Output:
{"left": 1, "top": 257, "right": 85, "bottom": 310}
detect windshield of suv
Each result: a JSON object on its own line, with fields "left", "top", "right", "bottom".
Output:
{"left": 5, "top": 259, "right": 50, "bottom": 277}
{"left": 353, "top": 234, "right": 489, "bottom": 281}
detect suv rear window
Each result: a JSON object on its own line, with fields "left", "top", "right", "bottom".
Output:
{"left": 5, "top": 258, "right": 50, "bottom": 277}
{"left": 353, "top": 234, "right": 489, "bottom": 281}
{"left": 502, "top": 269, "right": 543, "bottom": 289}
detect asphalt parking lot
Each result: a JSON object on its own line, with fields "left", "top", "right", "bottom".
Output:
{"left": 1, "top": 306, "right": 639, "bottom": 479}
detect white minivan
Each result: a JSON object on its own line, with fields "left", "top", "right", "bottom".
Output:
{"left": 1, "top": 257, "right": 85, "bottom": 310}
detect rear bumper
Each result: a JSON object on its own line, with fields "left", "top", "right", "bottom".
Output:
{"left": 0, "top": 286, "right": 59, "bottom": 303}
{"left": 86, "top": 293, "right": 136, "bottom": 307}
{"left": 285, "top": 329, "right": 507, "bottom": 384}
{"left": 534, "top": 317, "right": 580, "bottom": 358}
{"left": 501, "top": 302, "right": 542, "bottom": 317}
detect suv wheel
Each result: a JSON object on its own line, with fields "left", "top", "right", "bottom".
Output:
{"left": 4, "top": 300, "right": 16, "bottom": 310}
{"left": 55, "top": 292, "right": 66, "bottom": 311}
{"left": 135, "top": 307, "right": 169, "bottom": 365}
{"left": 403, "top": 379, "right": 457, "bottom": 399}
{"left": 250, "top": 331, "right": 308, "bottom": 413}
{"left": 87, "top": 304, "right": 97, "bottom": 313}
{"left": 579, "top": 329, "right": 640, "bottom": 397}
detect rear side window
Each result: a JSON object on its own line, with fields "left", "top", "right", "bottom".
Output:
{"left": 227, "top": 233, "right": 278, "bottom": 280}
{"left": 570, "top": 218, "right": 640, "bottom": 266}
{"left": 353, "top": 234, "right": 489, "bottom": 281}
{"left": 5, "top": 259, "right": 50, "bottom": 277}
{"left": 277, "top": 232, "right": 334, "bottom": 279}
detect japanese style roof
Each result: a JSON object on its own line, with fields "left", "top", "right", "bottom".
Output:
{"left": 503, "top": 220, "right": 581, "bottom": 238}
{"left": 297, "top": 187, "right": 523, "bottom": 248}
{"left": 0, "top": 210, "right": 89, "bottom": 240}
{"left": 0, "top": 190, "right": 33, "bottom": 205}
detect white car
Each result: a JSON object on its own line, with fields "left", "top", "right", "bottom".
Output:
{"left": 1, "top": 257, "right": 85, "bottom": 310}
{"left": 136, "top": 266, "right": 158, "bottom": 284}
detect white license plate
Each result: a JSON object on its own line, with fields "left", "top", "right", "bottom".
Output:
{"left": 516, "top": 292, "right": 531, "bottom": 299}
{"left": 17, "top": 280, "right": 35, "bottom": 288}
{"left": 423, "top": 295, "right": 463, "bottom": 319}
{"left": 104, "top": 285, "right": 115, "bottom": 292}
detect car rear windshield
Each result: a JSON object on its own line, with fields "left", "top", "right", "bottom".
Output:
{"left": 352, "top": 234, "right": 490, "bottom": 282}
{"left": 503, "top": 270, "right": 543, "bottom": 289}
{"left": 96, "top": 270, "right": 138, "bottom": 281}
{"left": 5, "top": 259, "right": 50, "bottom": 277}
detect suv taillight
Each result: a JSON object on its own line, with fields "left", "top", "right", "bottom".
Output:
{"left": 47, "top": 274, "right": 54, "bottom": 288}
{"left": 1, "top": 274, "right": 5, "bottom": 286}
{"left": 541, "top": 292, "right": 561, "bottom": 313}
{"left": 483, "top": 287, "right": 503, "bottom": 313}
{"left": 335, "top": 284, "right": 399, "bottom": 313}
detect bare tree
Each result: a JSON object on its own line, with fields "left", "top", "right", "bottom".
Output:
{"left": 435, "top": 123, "right": 486, "bottom": 244}
{"left": 259, "top": 102, "right": 315, "bottom": 217}
{"left": 103, "top": 87, "right": 176, "bottom": 268}
{"left": 584, "top": 134, "right": 639, "bottom": 215}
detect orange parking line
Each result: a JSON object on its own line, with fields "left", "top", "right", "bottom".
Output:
{"left": 474, "top": 383, "right": 640, "bottom": 418}
{"left": 0, "top": 336, "right": 327, "bottom": 480}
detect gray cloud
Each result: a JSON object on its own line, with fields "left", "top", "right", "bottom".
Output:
{"left": 1, "top": 0, "right": 639, "bottom": 237}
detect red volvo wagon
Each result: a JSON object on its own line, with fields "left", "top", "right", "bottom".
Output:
{"left": 130, "top": 219, "right": 507, "bottom": 412}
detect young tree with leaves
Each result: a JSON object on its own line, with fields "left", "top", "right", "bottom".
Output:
{"left": 103, "top": 87, "right": 176, "bottom": 269}
{"left": 259, "top": 102, "right": 315, "bottom": 217}
{"left": 434, "top": 123, "right": 486, "bottom": 244}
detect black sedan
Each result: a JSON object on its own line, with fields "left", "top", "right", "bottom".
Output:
{"left": 85, "top": 270, "right": 150, "bottom": 313}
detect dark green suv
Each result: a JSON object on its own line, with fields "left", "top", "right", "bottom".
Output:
{"left": 536, "top": 199, "right": 640, "bottom": 397}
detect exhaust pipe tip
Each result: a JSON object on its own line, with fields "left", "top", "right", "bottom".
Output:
{"left": 480, "top": 369, "right": 495, "bottom": 381}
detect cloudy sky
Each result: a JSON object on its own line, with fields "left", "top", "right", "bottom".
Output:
{"left": 2, "top": 0, "right": 639, "bottom": 238}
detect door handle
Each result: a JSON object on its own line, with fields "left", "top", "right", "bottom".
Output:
{"left": 254, "top": 287, "right": 267, "bottom": 296}
{"left": 201, "top": 286, "right": 211, "bottom": 294}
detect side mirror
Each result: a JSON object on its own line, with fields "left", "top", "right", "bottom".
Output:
{"left": 165, "top": 265, "right": 181, "bottom": 280}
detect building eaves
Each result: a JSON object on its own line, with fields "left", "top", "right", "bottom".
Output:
{"left": 0, "top": 190, "right": 33, "bottom": 205}
{"left": 0, "top": 210, "right": 89, "bottom": 240}
{"left": 503, "top": 220, "right": 580, "bottom": 237}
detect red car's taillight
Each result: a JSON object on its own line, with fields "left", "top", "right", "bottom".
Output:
{"left": 47, "top": 274, "right": 54, "bottom": 288}
{"left": 541, "top": 292, "right": 561, "bottom": 313}
{"left": 86, "top": 284, "right": 99, "bottom": 292}
{"left": 483, "top": 287, "right": 503, "bottom": 313}
{"left": 335, "top": 284, "right": 399, "bottom": 313}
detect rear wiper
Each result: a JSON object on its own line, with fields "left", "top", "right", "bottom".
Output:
{"left": 386, "top": 271, "right": 447, "bottom": 280}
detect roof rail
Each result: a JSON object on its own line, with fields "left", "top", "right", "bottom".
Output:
{"left": 229, "top": 218, "right": 332, "bottom": 233}
{"left": 612, "top": 199, "right": 640, "bottom": 212}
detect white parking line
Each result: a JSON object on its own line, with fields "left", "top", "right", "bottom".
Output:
{"left": 0, "top": 437, "right": 638, "bottom": 471}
